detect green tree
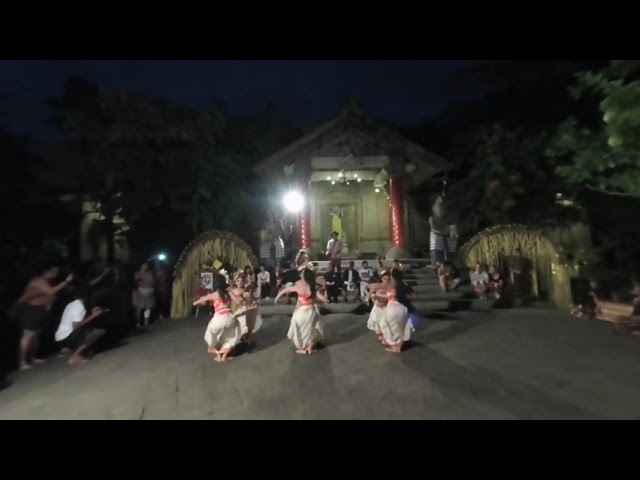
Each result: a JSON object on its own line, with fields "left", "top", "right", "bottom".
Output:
{"left": 548, "top": 60, "right": 640, "bottom": 197}
{"left": 47, "top": 77, "right": 237, "bottom": 260}
{"left": 447, "top": 124, "right": 581, "bottom": 232}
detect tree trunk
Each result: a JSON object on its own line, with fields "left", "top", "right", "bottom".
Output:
{"left": 191, "top": 160, "right": 199, "bottom": 236}
{"left": 103, "top": 208, "right": 116, "bottom": 263}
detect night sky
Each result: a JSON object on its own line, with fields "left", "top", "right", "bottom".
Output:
{"left": 0, "top": 60, "right": 481, "bottom": 140}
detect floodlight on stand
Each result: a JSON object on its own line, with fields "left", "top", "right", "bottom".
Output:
{"left": 283, "top": 191, "right": 304, "bottom": 213}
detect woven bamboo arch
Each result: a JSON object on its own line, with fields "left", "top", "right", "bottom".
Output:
{"left": 170, "top": 230, "right": 259, "bottom": 318}
{"left": 459, "top": 224, "right": 573, "bottom": 307}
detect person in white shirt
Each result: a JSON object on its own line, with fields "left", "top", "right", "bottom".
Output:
{"left": 55, "top": 288, "right": 106, "bottom": 365}
{"left": 469, "top": 263, "right": 489, "bottom": 299}
{"left": 358, "top": 260, "right": 374, "bottom": 302}
{"left": 256, "top": 264, "right": 271, "bottom": 300}
{"left": 325, "top": 231, "right": 343, "bottom": 273}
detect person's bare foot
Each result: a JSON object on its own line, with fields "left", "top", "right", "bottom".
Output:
{"left": 58, "top": 348, "right": 71, "bottom": 358}
{"left": 20, "top": 362, "right": 33, "bottom": 370}
{"left": 296, "top": 349, "right": 307, "bottom": 354}
{"left": 68, "top": 355, "right": 88, "bottom": 365}
{"left": 213, "top": 356, "right": 222, "bottom": 362}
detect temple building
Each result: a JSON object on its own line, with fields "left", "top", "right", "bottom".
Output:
{"left": 254, "top": 101, "right": 453, "bottom": 260}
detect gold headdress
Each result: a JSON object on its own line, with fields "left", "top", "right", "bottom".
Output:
{"left": 218, "top": 269, "right": 229, "bottom": 283}
{"left": 298, "top": 261, "right": 315, "bottom": 272}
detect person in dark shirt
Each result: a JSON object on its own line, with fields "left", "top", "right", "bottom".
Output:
{"left": 281, "top": 262, "right": 300, "bottom": 304}
{"left": 342, "top": 261, "right": 361, "bottom": 302}
{"left": 324, "top": 265, "right": 342, "bottom": 303}
{"left": 282, "top": 262, "right": 301, "bottom": 284}
{"left": 487, "top": 266, "right": 504, "bottom": 299}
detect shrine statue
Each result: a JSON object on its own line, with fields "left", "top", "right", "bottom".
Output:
{"left": 259, "top": 209, "right": 286, "bottom": 268}
{"left": 429, "top": 195, "right": 458, "bottom": 264}
{"left": 330, "top": 206, "right": 348, "bottom": 252}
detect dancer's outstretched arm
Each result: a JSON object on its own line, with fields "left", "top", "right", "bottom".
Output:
{"left": 193, "top": 293, "right": 216, "bottom": 306}
{"left": 315, "top": 290, "right": 329, "bottom": 303}
{"left": 232, "top": 303, "right": 258, "bottom": 318}
{"left": 274, "top": 286, "right": 297, "bottom": 305}
{"left": 372, "top": 290, "right": 389, "bottom": 301}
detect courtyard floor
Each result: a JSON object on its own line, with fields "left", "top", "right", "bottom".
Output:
{"left": 1, "top": 306, "right": 639, "bottom": 420}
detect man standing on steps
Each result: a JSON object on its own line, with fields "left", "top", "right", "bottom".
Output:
{"left": 325, "top": 231, "right": 343, "bottom": 274}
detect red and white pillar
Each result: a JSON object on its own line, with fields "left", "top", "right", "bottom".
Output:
{"left": 388, "top": 176, "right": 407, "bottom": 251}
{"left": 298, "top": 180, "right": 312, "bottom": 251}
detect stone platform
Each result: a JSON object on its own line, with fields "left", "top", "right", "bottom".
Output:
{"left": 2, "top": 307, "right": 640, "bottom": 420}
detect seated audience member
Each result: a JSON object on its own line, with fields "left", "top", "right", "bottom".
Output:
{"left": 391, "top": 259, "right": 404, "bottom": 273}
{"left": 375, "top": 259, "right": 385, "bottom": 277}
{"left": 324, "top": 265, "right": 342, "bottom": 303}
{"left": 470, "top": 263, "right": 489, "bottom": 298}
{"left": 55, "top": 287, "right": 106, "bottom": 365}
{"left": 487, "top": 265, "right": 504, "bottom": 299}
{"left": 437, "top": 261, "right": 461, "bottom": 292}
{"left": 608, "top": 280, "right": 640, "bottom": 337}
{"left": 358, "top": 260, "right": 374, "bottom": 302}
{"left": 570, "top": 279, "right": 608, "bottom": 318}
{"left": 342, "top": 261, "right": 361, "bottom": 302}
{"left": 280, "top": 262, "right": 301, "bottom": 304}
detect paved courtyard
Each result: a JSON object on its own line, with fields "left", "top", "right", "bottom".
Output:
{"left": 1, "top": 306, "right": 640, "bottom": 420}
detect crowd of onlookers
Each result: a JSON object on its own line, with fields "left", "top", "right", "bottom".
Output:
{"left": 215, "top": 258, "right": 404, "bottom": 308}
{"left": 2, "top": 257, "right": 172, "bottom": 374}
{"left": 451, "top": 248, "right": 531, "bottom": 303}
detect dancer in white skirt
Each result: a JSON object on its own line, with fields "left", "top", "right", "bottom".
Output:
{"left": 365, "top": 269, "right": 391, "bottom": 338}
{"left": 372, "top": 269, "right": 415, "bottom": 353}
{"left": 193, "top": 273, "right": 242, "bottom": 362}
{"left": 233, "top": 291, "right": 262, "bottom": 347}
{"left": 274, "top": 266, "right": 328, "bottom": 354}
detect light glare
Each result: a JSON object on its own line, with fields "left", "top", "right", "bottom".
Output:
{"left": 283, "top": 191, "right": 304, "bottom": 213}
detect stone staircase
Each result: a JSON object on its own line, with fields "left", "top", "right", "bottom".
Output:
{"left": 258, "top": 259, "right": 485, "bottom": 316}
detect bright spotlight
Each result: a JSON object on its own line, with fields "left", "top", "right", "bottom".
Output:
{"left": 283, "top": 191, "right": 304, "bottom": 213}
{"left": 375, "top": 188, "right": 380, "bottom": 193}
{"left": 157, "top": 253, "right": 167, "bottom": 261}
